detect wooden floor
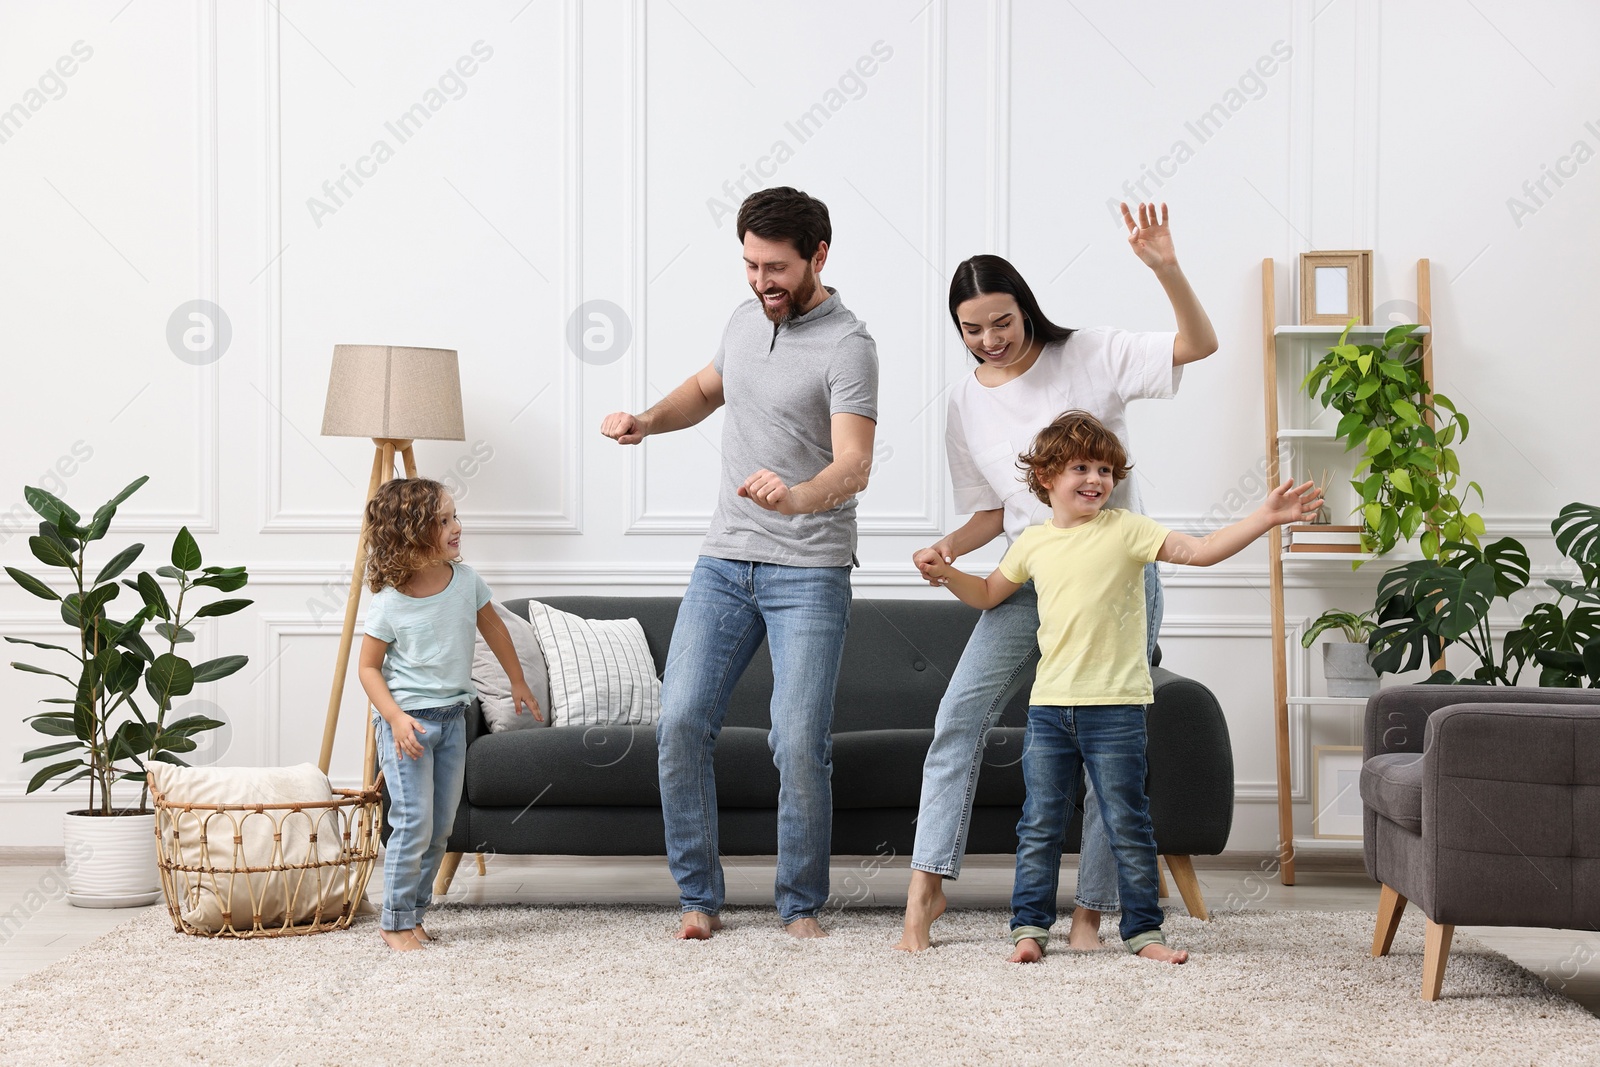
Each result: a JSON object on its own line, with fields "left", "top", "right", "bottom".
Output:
{"left": 1, "top": 852, "right": 1596, "bottom": 1017}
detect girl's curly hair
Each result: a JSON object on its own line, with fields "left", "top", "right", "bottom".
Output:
{"left": 364, "top": 477, "right": 453, "bottom": 592}
{"left": 1017, "top": 410, "right": 1132, "bottom": 506}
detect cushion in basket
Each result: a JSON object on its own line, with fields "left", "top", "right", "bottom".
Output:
{"left": 526, "top": 600, "right": 662, "bottom": 727}
{"left": 150, "top": 763, "right": 349, "bottom": 932}
{"left": 471, "top": 600, "right": 551, "bottom": 732}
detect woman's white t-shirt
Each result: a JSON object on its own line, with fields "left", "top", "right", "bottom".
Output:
{"left": 945, "top": 327, "right": 1181, "bottom": 545}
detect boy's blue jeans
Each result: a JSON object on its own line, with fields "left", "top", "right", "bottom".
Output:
{"left": 910, "top": 563, "right": 1162, "bottom": 913}
{"left": 374, "top": 702, "right": 468, "bottom": 932}
{"left": 1010, "top": 704, "right": 1167, "bottom": 954}
{"left": 657, "top": 556, "right": 852, "bottom": 924}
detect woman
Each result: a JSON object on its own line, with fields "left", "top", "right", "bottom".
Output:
{"left": 895, "top": 203, "right": 1217, "bottom": 952}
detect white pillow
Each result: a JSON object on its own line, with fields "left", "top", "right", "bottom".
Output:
{"left": 526, "top": 601, "right": 662, "bottom": 727}
{"left": 149, "top": 763, "right": 350, "bottom": 932}
{"left": 472, "top": 601, "right": 551, "bottom": 731}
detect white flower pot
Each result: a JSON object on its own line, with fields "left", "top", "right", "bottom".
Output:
{"left": 62, "top": 810, "right": 161, "bottom": 908}
{"left": 1323, "top": 642, "right": 1380, "bottom": 698}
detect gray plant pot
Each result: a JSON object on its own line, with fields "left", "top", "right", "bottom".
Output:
{"left": 1323, "top": 642, "right": 1380, "bottom": 698}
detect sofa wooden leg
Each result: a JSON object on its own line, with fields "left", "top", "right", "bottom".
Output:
{"left": 1422, "top": 920, "right": 1454, "bottom": 1001}
{"left": 475, "top": 853, "right": 487, "bottom": 877}
{"left": 1157, "top": 859, "right": 1170, "bottom": 900}
{"left": 434, "top": 852, "right": 464, "bottom": 897}
{"left": 1161, "top": 855, "right": 1208, "bottom": 921}
{"left": 1371, "top": 883, "right": 1407, "bottom": 957}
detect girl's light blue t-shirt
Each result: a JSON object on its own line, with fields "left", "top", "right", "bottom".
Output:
{"left": 363, "top": 563, "right": 492, "bottom": 712}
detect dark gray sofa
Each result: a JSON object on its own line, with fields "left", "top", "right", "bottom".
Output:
{"left": 1361, "top": 684, "right": 1600, "bottom": 998}
{"left": 419, "top": 595, "right": 1235, "bottom": 916}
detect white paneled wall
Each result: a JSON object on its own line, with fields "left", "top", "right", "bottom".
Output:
{"left": 1, "top": 0, "right": 1596, "bottom": 848}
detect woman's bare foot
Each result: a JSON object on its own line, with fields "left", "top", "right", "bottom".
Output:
{"left": 784, "top": 917, "right": 828, "bottom": 939}
{"left": 894, "top": 870, "right": 947, "bottom": 952}
{"left": 379, "top": 928, "right": 424, "bottom": 952}
{"left": 1136, "top": 943, "right": 1189, "bottom": 964}
{"left": 1067, "top": 907, "right": 1109, "bottom": 951}
{"left": 1008, "top": 937, "right": 1044, "bottom": 963}
{"left": 413, "top": 924, "right": 435, "bottom": 943}
{"left": 673, "top": 912, "right": 724, "bottom": 940}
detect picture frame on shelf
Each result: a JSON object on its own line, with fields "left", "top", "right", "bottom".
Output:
{"left": 1299, "top": 250, "right": 1372, "bottom": 325}
{"left": 1312, "top": 745, "right": 1366, "bottom": 839}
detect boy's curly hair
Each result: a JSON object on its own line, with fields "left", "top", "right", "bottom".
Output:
{"left": 1017, "top": 410, "right": 1132, "bottom": 506}
{"left": 364, "top": 477, "right": 452, "bottom": 592}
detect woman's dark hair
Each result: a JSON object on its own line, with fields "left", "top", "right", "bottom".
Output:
{"left": 948, "top": 254, "right": 1075, "bottom": 363}
{"left": 737, "top": 187, "right": 832, "bottom": 261}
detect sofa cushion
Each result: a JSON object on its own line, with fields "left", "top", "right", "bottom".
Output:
{"left": 527, "top": 601, "right": 661, "bottom": 727}
{"left": 472, "top": 601, "right": 551, "bottom": 732}
{"left": 1360, "top": 752, "right": 1423, "bottom": 832}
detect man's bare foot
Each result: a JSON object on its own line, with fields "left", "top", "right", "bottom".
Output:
{"left": 784, "top": 917, "right": 828, "bottom": 939}
{"left": 379, "top": 928, "right": 424, "bottom": 952}
{"left": 1136, "top": 943, "right": 1189, "bottom": 964}
{"left": 673, "top": 912, "right": 723, "bottom": 940}
{"left": 1008, "top": 937, "right": 1044, "bottom": 963}
{"left": 413, "top": 924, "right": 435, "bottom": 943}
{"left": 1067, "top": 907, "right": 1110, "bottom": 951}
{"left": 894, "top": 871, "right": 947, "bottom": 952}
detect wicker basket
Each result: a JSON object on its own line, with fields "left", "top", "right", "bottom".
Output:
{"left": 151, "top": 781, "right": 382, "bottom": 938}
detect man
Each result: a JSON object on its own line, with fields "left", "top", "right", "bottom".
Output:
{"left": 601, "top": 187, "right": 878, "bottom": 940}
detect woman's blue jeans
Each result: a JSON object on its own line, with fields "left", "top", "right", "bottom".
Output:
{"left": 656, "top": 556, "right": 852, "bottom": 924}
{"left": 374, "top": 702, "right": 468, "bottom": 932}
{"left": 909, "top": 562, "right": 1162, "bottom": 912}
{"left": 1010, "top": 704, "right": 1166, "bottom": 953}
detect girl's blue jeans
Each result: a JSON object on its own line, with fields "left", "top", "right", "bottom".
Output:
{"left": 374, "top": 702, "right": 468, "bottom": 932}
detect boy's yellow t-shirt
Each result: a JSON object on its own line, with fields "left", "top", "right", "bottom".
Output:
{"left": 997, "top": 508, "right": 1171, "bottom": 706}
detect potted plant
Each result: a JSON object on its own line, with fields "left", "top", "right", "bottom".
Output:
{"left": 1302, "top": 609, "right": 1381, "bottom": 696}
{"left": 4, "top": 478, "right": 250, "bottom": 907}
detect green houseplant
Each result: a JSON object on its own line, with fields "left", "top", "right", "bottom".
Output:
{"left": 1301, "top": 609, "right": 1381, "bottom": 697}
{"left": 1301, "top": 323, "right": 1482, "bottom": 560}
{"left": 4, "top": 477, "right": 250, "bottom": 906}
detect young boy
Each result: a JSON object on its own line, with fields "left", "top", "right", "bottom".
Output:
{"left": 925, "top": 410, "right": 1322, "bottom": 964}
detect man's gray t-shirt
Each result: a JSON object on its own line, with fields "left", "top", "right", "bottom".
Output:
{"left": 703, "top": 287, "right": 878, "bottom": 568}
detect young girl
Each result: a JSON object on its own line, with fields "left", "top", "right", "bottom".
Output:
{"left": 358, "top": 477, "right": 541, "bottom": 951}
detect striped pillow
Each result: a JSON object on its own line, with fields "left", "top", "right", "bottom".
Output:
{"left": 526, "top": 601, "right": 662, "bottom": 727}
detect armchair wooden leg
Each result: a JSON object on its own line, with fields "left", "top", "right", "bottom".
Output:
{"left": 1161, "top": 855, "right": 1209, "bottom": 921}
{"left": 1422, "top": 920, "right": 1454, "bottom": 1001}
{"left": 476, "top": 853, "right": 487, "bottom": 877}
{"left": 1157, "top": 859, "right": 1170, "bottom": 900}
{"left": 434, "top": 851, "right": 464, "bottom": 897}
{"left": 1371, "top": 883, "right": 1407, "bottom": 957}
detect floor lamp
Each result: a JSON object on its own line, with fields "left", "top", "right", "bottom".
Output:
{"left": 317, "top": 345, "right": 464, "bottom": 787}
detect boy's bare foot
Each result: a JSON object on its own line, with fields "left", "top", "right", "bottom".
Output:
{"left": 673, "top": 912, "right": 723, "bottom": 940}
{"left": 1136, "top": 943, "right": 1189, "bottom": 964}
{"left": 784, "top": 916, "right": 828, "bottom": 939}
{"left": 1067, "top": 907, "right": 1109, "bottom": 951}
{"left": 379, "top": 928, "right": 424, "bottom": 952}
{"left": 1008, "top": 937, "right": 1044, "bottom": 963}
{"left": 413, "top": 924, "right": 434, "bottom": 943}
{"left": 894, "top": 871, "right": 947, "bottom": 952}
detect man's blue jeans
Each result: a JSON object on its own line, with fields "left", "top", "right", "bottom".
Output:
{"left": 657, "top": 556, "right": 852, "bottom": 923}
{"left": 1010, "top": 704, "right": 1166, "bottom": 954}
{"left": 373, "top": 702, "right": 468, "bottom": 932}
{"left": 909, "top": 563, "right": 1162, "bottom": 912}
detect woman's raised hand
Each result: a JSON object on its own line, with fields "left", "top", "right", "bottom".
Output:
{"left": 1121, "top": 201, "right": 1177, "bottom": 272}
{"left": 912, "top": 544, "right": 954, "bottom": 586}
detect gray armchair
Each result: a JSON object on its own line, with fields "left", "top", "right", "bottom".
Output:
{"left": 1360, "top": 685, "right": 1600, "bottom": 999}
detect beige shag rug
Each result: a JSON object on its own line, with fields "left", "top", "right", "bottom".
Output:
{"left": 0, "top": 904, "right": 1595, "bottom": 1066}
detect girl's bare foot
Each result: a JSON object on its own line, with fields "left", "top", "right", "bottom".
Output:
{"left": 380, "top": 928, "right": 424, "bottom": 952}
{"left": 1067, "top": 907, "right": 1110, "bottom": 951}
{"left": 784, "top": 917, "right": 828, "bottom": 939}
{"left": 1008, "top": 937, "right": 1044, "bottom": 963}
{"left": 674, "top": 912, "right": 723, "bottom": 940}
{"left": 895, "top": 870, "right": 947, "bottom": 952}
{"left": 1136, "top": 943, "right": 1189, "bottom": 964}
{"left": 413, "top": 924, "right": 434, "bottom": 943}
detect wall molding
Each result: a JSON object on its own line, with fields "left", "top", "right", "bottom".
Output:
{"left": 257, "top": 0, "right": 584, "bottom": 536}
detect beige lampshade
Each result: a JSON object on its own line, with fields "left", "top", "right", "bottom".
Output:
{"left": 321, "top": 345, "right": 465, "bottom": 440}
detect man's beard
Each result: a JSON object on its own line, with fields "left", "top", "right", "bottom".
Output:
{"left": 754, "top": 266, "right": 820, "bottom": 324}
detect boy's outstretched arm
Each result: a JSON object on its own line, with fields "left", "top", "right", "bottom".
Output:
{"left": 1158, "top": 477, "right": 1323, "bottom": 567}
{"left": 924, "top": 559, "right": 1022, "bottom": 611}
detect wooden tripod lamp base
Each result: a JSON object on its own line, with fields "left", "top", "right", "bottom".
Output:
{"left": 317, "top": 343, "right": 465, "bottom": 788}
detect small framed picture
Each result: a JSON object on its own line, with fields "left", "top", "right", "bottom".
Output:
{"left": 1299, "top": 251, "right": 1372, "bottom": 325}
{"left": 1312, "top": 745, "right": 1366, "bottom": 840}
